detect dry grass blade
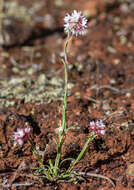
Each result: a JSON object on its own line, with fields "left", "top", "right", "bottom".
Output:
{"left": 78, "top": 171, "right": 115, "bottom": 187}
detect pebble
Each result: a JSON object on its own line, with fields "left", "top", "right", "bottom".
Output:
{"left": 126, "top": 164, "right": 134, "bottom": 177}
{"left": 37, "top": 74, "right": 47, "bottom": 84}
{"left": 102, "top": 102, "right": 111, "bottom": 111}
{"left": 107, "top": 46, "right": 117, "bottom": 54}
{"left": 120, "top": 36, "right": 127, "bottom": 45}
{"left": 110, "top": 78, "right": 116, "bottom": 85}
{"left": 126, "top": 92, "right": 131, "bottom": 98}
{"left": 113, "top": 59, "right": 120, "bottom": 65}
{"left": 120, "top": 3, "right": 129, "bottom": 13}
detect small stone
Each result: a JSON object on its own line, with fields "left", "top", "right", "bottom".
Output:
{"left": 55, "top": 0, "right": 63, "bottom": 6}
{"left": 102, "top": 102, "right": 110, "bottom": 111}
{"left": 37, "top": 74, "right": 46, "bottom": 85}
{"left": 67, "top": 82, "right": 74, "bottom": 89}
{"left": 120, "top": 36, "right": 127, "bottom": 45}
{"left": 12, "top": 67, "right": 19, "bottom": 73}
{"left": 74, "top": 92, "right": 80, "bottom": 98}
{"left": 35, "top": 52, "right": 41, "bottom": 58}
{"left": 27, "top": 68, "right": 34, "bottom": 75}
{"left": 114, "top": 17, "right": 120, "bottom": 24}
{"left": 126, "top": 92, "right": 131, "bottom": 98}
{"left": 76, "top": 63, "right": 83, "bottom": 71}
{"left": 113, "top": 59, "right": 120, "bottom": 65}
{"left": 120, "top": 3, "right": 129, "bottom": 13}
{"left": 49, "top": 77, "right": 63, "bottom": 86}
{"left": 126, "top": 164, "right": 134, "bottom": 177}
{"left": 107, "top": 46, "right": 116, "bottom": 54}
{"left": 110, "top": 79, "right": 116, "bottom": 85}
{"left": 105, "top": 110, "right": 111, "bottom": 115}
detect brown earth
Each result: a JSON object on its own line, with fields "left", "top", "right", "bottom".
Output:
{"left": 0, "top": 0, "right": 134, "bottom": 189}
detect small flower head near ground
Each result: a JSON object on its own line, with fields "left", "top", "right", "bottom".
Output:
{"left": 89, "top": 120, "right": 105, "bottom": 136}
{"left": 64, "top": 10, "right": 88, "bottom": 36}
{"left": 14, "top": 127, "right": 31, "bottom": 145}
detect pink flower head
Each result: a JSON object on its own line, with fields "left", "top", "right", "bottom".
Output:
{"left": 24, "top": 127, "right": 31, "bottom": 134}
{"left": 16, "top": 138, "right": 24, "bottom": 146}
{"left": 89, "top": 120, "right": 105, "bottom": 136}
{"left": 64, "top": 10, "right": 88, "bottom": 36}
{"left": 14, "top": 127, "right": 31, "bottom": 145}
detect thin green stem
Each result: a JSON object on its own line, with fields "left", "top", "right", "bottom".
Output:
{"left": 67, "top": 133, "right": 96, "bottom": 173}
{"left": 62, "top": 32, "right": 71, "bottom": 133}
{"left": 61, "top": 58, "right": 68, "bottom": 133}
{"left": 54, "top": 32, "right": 71, "bottom": 176}
{"left": 64, "top": 32, "right": 70, "bottom": 64}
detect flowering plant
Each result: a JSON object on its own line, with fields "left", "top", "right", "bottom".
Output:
{"left": 13, "top": 10, "right": 114, "bottom": 186}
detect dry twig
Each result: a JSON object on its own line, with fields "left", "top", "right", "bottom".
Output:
{"left": 78, "top": 171, "right": 115, "bottom": 187}
{"left": 0, "top": 182, "right": 33, "bottom": 188}
{"left": 91, "top": 85, "right": 134, "bottom": 95}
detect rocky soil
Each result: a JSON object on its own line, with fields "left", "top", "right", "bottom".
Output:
{"left": 0, "top": 0, "right": 134, "bottom": 189}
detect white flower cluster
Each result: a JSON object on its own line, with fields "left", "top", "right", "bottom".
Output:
{"left": 89, "top": 120, "right": 105, "bottom": 135}
{"left": 14, "top": 127, "right": 31, "bottom": 145}
{"left": 64, "top": 10, "right": 88, "bottom": 36}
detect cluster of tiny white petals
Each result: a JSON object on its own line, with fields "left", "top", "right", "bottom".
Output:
{"left": 14, "top": 127, "right": 31, "bottom": 145}
{"left": 64, "top": 10, "right": 88, "bottom": 36}
{"left": 89, "top": 120, "right": 105, "bottom": 135}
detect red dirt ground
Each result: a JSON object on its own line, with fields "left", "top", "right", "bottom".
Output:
{"left": 0, "top": 0, "right": 134, "bottom": 189}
